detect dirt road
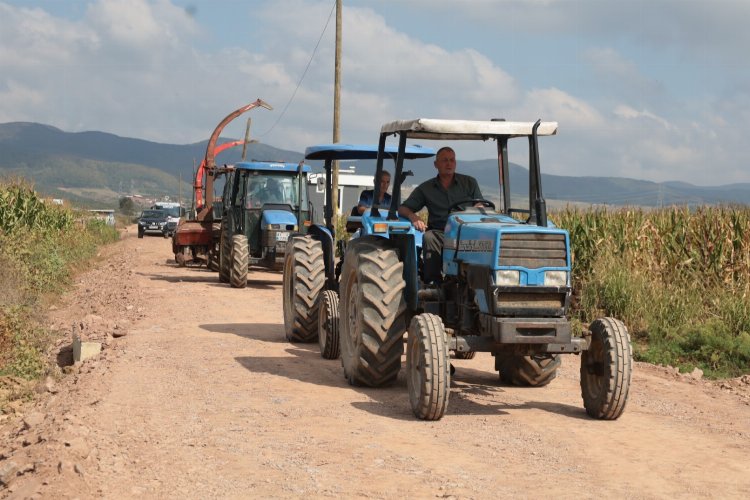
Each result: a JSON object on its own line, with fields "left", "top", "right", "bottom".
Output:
{"left": 1, "top": 229, "right": 749, "bottom": 499}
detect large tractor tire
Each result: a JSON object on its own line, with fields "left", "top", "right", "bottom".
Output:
{"left": 318, "top": 290, "right": 340, "bottom": 359}
{"left": 282, "top": 236, "right": 325, "bottom": 342}
{"left": 339, "top": 238, "right": 406, "bottom": 387}
{"left": 230, "top": 234, "right": 249, "bottom": 289}
{"left": 218, "top": 221, "right": 231, "bottom": 283}
{"left": 497, "top": 354, "right": 561, "bottom": 387}
{"left": 580, "top": 317, "right": 632, "bottom": 420}
{"left": 407, "top": 313, "right": 449, "bottom": 420}
{"left": 453, "top": 351, "right": 476, "bottom": 360}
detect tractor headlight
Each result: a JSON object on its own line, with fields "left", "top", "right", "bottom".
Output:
{"left": 495, "top": 270, "right": 520, "bottom": 286}
{"left": 544, "top": 270, "right": 568, "bottom": 286}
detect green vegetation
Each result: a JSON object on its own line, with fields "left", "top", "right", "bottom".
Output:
{"left": 553, "top": 205, "right": 750, "bottom": 379}
{"left": 0, "top": 179, "right": 119, "bottom": 383}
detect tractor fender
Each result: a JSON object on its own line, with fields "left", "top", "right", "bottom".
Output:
{"left": 388, "top": 233, "right": 420, "bottom": 313}
{"left": 307, "top": 224, "right": 336, "bottom": 290}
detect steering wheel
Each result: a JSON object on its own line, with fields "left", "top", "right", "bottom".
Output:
{"left": 448, "top": 199, "right": 496, "bottom": 212}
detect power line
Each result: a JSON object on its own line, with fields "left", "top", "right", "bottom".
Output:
{"left": 256, "top": 0, "right": 336, "bottom": 139}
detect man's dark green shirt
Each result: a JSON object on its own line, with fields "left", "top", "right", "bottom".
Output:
{"left": 401, "top": 173, "right": 483, "bottom": 230}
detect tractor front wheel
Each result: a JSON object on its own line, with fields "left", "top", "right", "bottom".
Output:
{"left": 580, "top": 317, "right": 632, "bottom": 420}
{"left": 174, "top": 246, "right": 188, "bottom": 267}
{"left": 339, "top": 238, "right": 406, "bottom": 387}
{"left": 207, "top": 247, "right": 219, "bottom": 271}
{"left": 282, "top": 236, "right": 324, "bottom": 342}
{"left": 407, "top": 313, "right": 449, "bottom": 420}
{"left": 229, "top": 234, "right": 248, "bottom": 288}
{"left": 318, "top": 290, "right": 340, "bottom": 359}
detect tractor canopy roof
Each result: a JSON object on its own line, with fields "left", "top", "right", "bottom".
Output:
{"left": 379, "top": 119, "right": 558, "bottom": 140}
{"left": 233, "top": 161, "right": 311, "bottom": 173}
{"left": 304, "top": 143, "right": 435, "bottom": 161}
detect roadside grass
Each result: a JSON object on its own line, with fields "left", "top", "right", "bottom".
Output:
{"left": 554, "top": 205, "right": 750, "bottom": 379}
{"left": 0, "top": 179, "right": 119, "bottom": 388}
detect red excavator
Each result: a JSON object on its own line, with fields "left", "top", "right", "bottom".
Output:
{"left": 172, "top": 99, "right": 273, "bottom": 267}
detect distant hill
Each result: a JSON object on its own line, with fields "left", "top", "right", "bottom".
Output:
{"left": 0, "top": 122, "right": 303, "bottom": 207}
{"left": 1, "top": 121, "right": 748, "bottom": 208}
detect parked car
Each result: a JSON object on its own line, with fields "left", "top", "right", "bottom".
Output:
{"left": 137, "top": 209, "right": 170, "bottom": 238}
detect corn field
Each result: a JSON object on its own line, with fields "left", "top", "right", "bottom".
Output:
{"left": 0, "top": 179, "right": 74, "bottom": 233}
{"left": 553, "top": 205, "right": 750, "bottom": 377}
{"left": 0, "top": 179, "right": 118, "bottom": 381}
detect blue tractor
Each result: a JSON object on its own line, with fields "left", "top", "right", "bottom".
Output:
{"left": 218, "top": 161, "right": 312, "bottom": 288}
{"left": 281, "top": 144, "right": 435, "bottom": 356}
{"left": 336, "top": 118, "right": 633, "bottom": 421}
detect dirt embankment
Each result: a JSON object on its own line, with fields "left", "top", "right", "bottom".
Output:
{"left": 1, "top": 227, "right": 749, "bottom": 499}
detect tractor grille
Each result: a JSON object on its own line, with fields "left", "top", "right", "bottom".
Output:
{"left": 494, "top": 291, "right": 567, "bottom": 317}
{"left": 498, "top": 233, "right": 567, "bottom": 269}
{"left": 496, "top": 293, "right": 565, "bottom": 309}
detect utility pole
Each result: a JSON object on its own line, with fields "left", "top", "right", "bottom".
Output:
{"left": 332, "top": 0, "right": 342, "bottom": 228}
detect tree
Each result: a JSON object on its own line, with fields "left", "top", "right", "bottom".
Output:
{"left": 118, "top": 197, "right": 136, "bottom": 216}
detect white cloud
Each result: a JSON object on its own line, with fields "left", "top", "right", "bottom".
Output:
{"left": 521, "top": 88, "right": 604, "bottom": 129}
{"left": 613, "top": 105, "right": 672, "bottom": 129}
{"left": 427, "top": 0, "right": 750, "bottom": 63}
{"left": 0, "top": 0, "right": 748, "bottom": 186}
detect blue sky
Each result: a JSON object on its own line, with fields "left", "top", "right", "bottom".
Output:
{"left": 1, "top": 0, "right": 749, "bottom": 186}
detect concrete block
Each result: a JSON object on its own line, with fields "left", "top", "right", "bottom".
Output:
{"left": 73, "top": 336, "right": 101, "bottom": 363}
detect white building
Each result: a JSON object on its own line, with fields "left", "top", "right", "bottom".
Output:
{"left": 307, "top": 168, "right": 375, "bottom": 223}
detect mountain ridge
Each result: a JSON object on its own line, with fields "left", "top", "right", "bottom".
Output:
{"left": 1, "top": 121, "right": 748, "bottom": 208}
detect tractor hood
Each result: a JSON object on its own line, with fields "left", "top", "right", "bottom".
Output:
{"left": 443, "top": 212, "right": 570, "bottom": 273}
{"left": 261, "top": 209, "right": 298, "bottom": 229}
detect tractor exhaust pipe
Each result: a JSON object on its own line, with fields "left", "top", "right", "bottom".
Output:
{"left": 530, "top": 119, "right": 547, "bottom": 227}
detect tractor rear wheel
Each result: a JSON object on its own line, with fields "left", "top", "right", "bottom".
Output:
{"left": 497, "top": 354, "right": 561, "bottom": 387}
{"left": 282, "top": 236, "right": 324, "bottom": 342}
{"left": 339, "top": 238, "right": 406, "bottom": 387}
{"left": 318, "top": 290, "right": 340, "bottom": 359}
{"left": 219, "top": 220, "right": 231, "bottom": 283}
{"left": 580, "top": 317, "right": 632, "bottom": 420}
{"left": 407, "top": 313, "right": 449, "bottom": 420}
{"left": 230, "top": 234, "right": 248, "bottom": 289}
